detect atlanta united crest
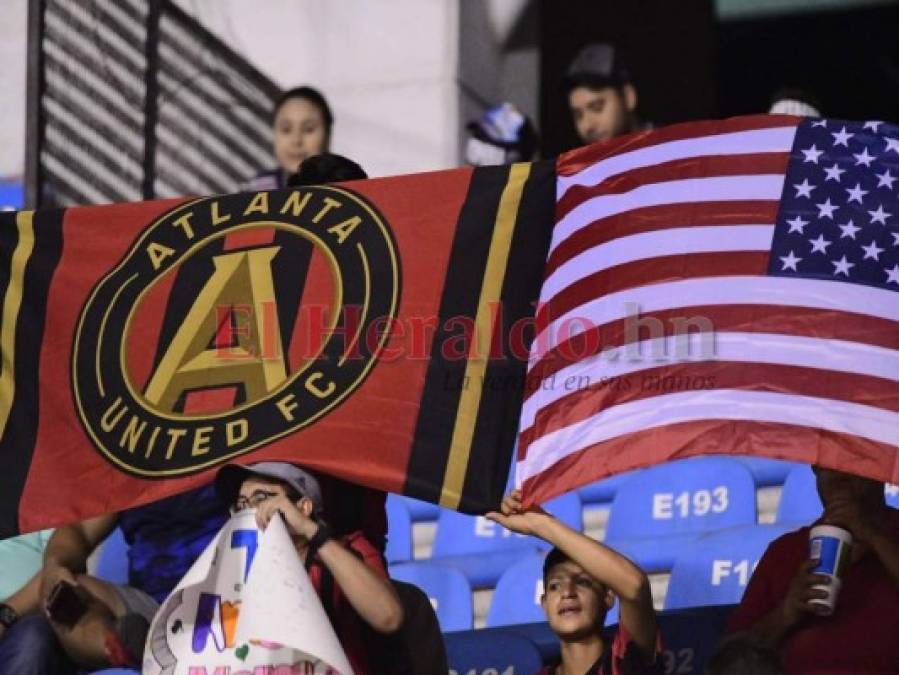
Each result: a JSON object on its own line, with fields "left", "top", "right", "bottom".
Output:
{"left": 73, "top": 187, "right": 401, "bottom": 477}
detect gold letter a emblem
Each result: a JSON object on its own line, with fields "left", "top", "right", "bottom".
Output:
{"left": 144, "top": 246, "right": 288, "bottom": 412}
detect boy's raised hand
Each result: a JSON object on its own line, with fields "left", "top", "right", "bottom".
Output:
{"left": 486, "top": 489, "right": 551, "bottom": 536}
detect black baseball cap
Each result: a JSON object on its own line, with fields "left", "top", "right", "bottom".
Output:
{"left": 563, "top": 43, "right": 632, "bottom": 92}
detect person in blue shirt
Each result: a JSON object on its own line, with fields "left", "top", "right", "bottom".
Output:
{"left": 0, "top": 485, "right": 227, "bottom": 673}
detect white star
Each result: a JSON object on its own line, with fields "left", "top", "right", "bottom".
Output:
{"left": 812, "top": 120, "right": 828, "bottom": 128}
{"left": 831, "top": 126, "right": 854, "bottom": 146}
{"left": 863, "top": 121, "right": 883, "bottom": 132}
{"left": 809, "top": 234, "right": 832, "bottom": 254}
{"left": 886, "top": 264, "right": 899, "bottom": 285}
{"left": 854, "top": 148, "right": 875, "bottom": 166}
{"left": 823, "top": 164, "right": 845, "bottom": 182}
{"left": 816, "top": 198, "right": 838, "bottom": 219}
{"left": 846, "top": 183, "right": 869, "bottom": 204}
{"left": 838, "top": 220, "right": 861, "bottom": 239}
{"left": 831, "top": 255, "right": 855, "bottom": 277}
{"left": 868, "top": 204, "right": 891, "bottom": 225}
{"left": 892, "top": 232, "right": 899, "bottom": 247}
{"left": 876, "top": 169, "right": 897, "bottom": 190}
{"left": 786, "top": 215, "right": 809, "bottom": 234}
{"left": 862, "top": 240, "right": 885, "bottom": 261}
{"left": 779, "top": 250, "right": 802, "bottom": 271}
{"left": 794, "top": 178, "right": 816, "bottom": 198}
{"left": 801, "top": 144, "right": 823, "bottom": 164}
{"left": 885, "top": 137, "right": 899, "bottom": 154}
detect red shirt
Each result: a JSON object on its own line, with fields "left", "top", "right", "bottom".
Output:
{"left": 728, "top": 510, "right": 899, "bottom": 674}
{"left": 308, "top": 530, "right": 386, "bottom": 674}
{"left": 538, "top": 624, "right": 663, "bottom": 675}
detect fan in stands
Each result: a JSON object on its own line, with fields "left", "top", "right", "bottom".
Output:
{"left": 487, "top": 489, "right": 662, "bottom": 675}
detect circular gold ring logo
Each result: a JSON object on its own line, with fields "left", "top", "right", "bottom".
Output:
{"left": 73, "top": 187, "right": 400, "bottom": 477}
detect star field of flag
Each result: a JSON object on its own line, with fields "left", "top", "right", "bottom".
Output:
{"left": 769, "top": 118, "right": 899, "bottom": 289}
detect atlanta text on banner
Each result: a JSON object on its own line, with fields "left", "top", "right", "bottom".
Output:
{"left": 517, "top": 115, "right": 899, "bottom": 507}
{"left": 0, "top": 162, "right": 554, "bottom": 538}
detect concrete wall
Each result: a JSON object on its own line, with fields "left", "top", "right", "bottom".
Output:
{"left": 0, "top": 1, "right": 28, "bottom": 178}
{"left": 172, "top": 0, "right": 461, "bottom": 178}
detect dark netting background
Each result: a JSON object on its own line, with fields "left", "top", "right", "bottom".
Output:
{"left": 32, "top": 0, "right": 279, "bottom": 207}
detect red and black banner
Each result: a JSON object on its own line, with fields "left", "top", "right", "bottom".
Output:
{"left": 0, "top": 161, "right": 554, "bottom": 537}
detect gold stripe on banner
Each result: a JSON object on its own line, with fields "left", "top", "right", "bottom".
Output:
{"left": 0, "top": 211, "right": 36, "bottom": 438}
{"left": 439, "top": 163, "right": 532, "bottom": 509}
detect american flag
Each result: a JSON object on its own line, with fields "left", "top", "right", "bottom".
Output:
{"left": 516, "top": 115, "right": 899, "bottom": 505}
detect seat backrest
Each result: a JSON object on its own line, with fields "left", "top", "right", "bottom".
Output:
{"left": 486, "top": 552, "right": 618, "bottom": 628}
{"left": 664, "top": 524, "right": 791, "bottom": 610}
{"left": 94, "top": 527, "right": 130, "bottom": 585}
{"left": 386, "top": 495, "right": 413, "bottom": 563}
{"left": 399, "top": 495, "right": 441, "bottom": 522}
{"left": 431, "top": 509, "right": 535, "bottom": 557}
{"left": 886, "top": 484, "right": 899, "bottom": 509}
{"left": 606, "top": 457, "right": 757, "bottom": 541}
{"left": 578, "top": 470, "right": 637, "bottom": 505}
{"left": 445, "top": 629, "right": 543, "bottom": 675}
{"left": 536, "top": 491, "right": 584, "bottom": 549}
{"left": 776, "top": 465, "right": 822, "bottom": 524}
{"left": 733, "top": 456, "right": 800, "bottom": 487}
{"left": 389, "top": 561, "right": 473, "bottom": 632}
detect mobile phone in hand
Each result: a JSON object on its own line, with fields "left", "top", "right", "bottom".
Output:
{"left": 46, "top": 581, "right": 88, "bottom": 627}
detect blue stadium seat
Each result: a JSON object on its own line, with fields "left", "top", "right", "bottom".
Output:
{"left": 487, "top": 552, "right": 618, "bottom": 628}
{"left": 776, "top": 464, "right": 821, "bottom": 524}
{"left": 386, "top": 494, "right": 413, "bottom": 563}
{"left": 94, "top": 527, "right": 129, "bottom": 585}
{"left": 605, "top": 457, "right": 757, "bottom": 573}
{"left": 886, "top": 484, "right": 899, "bottom": 509}
{"left": 399, "top": 495, "right": 442, "bottom": 522}
{"left": 389, "top": 561, "right": 473, "bottom": 632}
{"left": 430, "top": 509, "right": 539, "bottom": 588}
{"left": 445, "top": 629, "right": 543, "bottom": 675}
{"left": 578, "top": 470, "right": 637, "bottom": 505}
{"left": 536, "top": 491, "right": 584, "bottom": 549}
{"left": 664, "top": 524, "right": 792, "bottom": 610}
{"left": 733, "top": 457, "right": 801, "bottom": 487}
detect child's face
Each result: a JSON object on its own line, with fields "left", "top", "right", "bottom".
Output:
{"left": 541, "top": 560, "right": 612, "bottom": 639}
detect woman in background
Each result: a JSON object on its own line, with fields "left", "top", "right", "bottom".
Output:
{"left": 244, "top": 85, "right": 333, "bottom": 190}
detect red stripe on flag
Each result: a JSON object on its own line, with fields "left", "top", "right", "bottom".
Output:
{"left": 519, "top": 419, "right": 899, "bottom": 507}
{"left": 543, "top": 201, "right": 779, "bottom": 279}
{"left": 556, "top": 115, "right": 800, "bottom": 177}
{"left": 519, "top": 362, "right": 899, "bottom": 453}
{"left": 526, "top": 305, "right": 899, "bottom": 397}
{"left": 556, "top": 153, "right": 790, "bottom": 221}
{"left": 536, "top": 251, "right": 770, "bottom": 331}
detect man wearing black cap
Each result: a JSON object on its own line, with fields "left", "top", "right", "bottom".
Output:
{"left": 216, "top": 462, "right": 404, "bottom": 675}
{"left": 564, "top": 43, "right": 641, "bottom": 146}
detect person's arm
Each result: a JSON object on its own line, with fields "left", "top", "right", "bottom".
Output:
{"left": 487, "top": 490, "right": 657, "bottom": 662}
{"left": 738, "top": 558, "right": 829, "bottom": 647}
{"left": 40, "top": 515, "right": 118, "bottom": 607}
{"left": 255, "top": 495, "right": 404, "bottom": 634}
{"left": 315, "top": 536, "right": 404, "bottom": 633}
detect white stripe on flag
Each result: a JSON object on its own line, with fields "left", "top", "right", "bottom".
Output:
{"left": 557, "top": 126, "right": 797, "bottom": 198}
{"left": 520, "top": 332, "right": 899, "bottom": 430}
{"left": 552, "top": 175, "right": 786, "bottom": 252}
{"left": 541, "top": 224, "right": 774, "bottom": 303}
{"left": 517, "top": 390, "right": 899, "bottom": 485}
{"left": 532, "top": 276, "right": 899, "bottom": 359}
